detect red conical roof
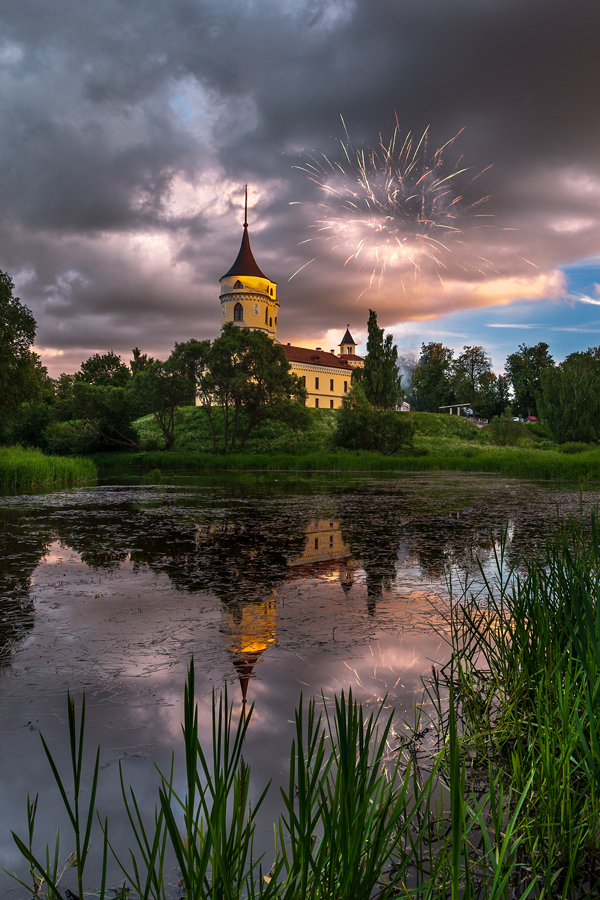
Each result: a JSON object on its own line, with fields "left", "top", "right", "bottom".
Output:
{"left": 221, "top": 225, "right": 269, "bottom": 280}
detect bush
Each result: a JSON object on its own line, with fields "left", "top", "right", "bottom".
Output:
{"left": 485, "top": 409, "right": 527, "bottom": 446}
{"left": 335, "top": 387, "right": 414, "bottom": 454}
{"left": 558, "top": 441, "right": 596, "bottom": 454}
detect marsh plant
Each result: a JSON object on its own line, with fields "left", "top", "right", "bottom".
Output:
{"left": 6, "top": 516, "right": 600, "bottom": 898}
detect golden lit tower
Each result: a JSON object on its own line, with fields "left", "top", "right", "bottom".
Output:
{"left": 219, "top": 187, "right": 278, "bottom": 340}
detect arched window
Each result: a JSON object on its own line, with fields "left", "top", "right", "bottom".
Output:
{"left": 265, "top": 307, "right": 268, "bottom": 324}
{"left": 234, "top": 302, "right": 243, "bottom": 321}
{"left": 234, "top": 280, "right": 243, "bottom": 289}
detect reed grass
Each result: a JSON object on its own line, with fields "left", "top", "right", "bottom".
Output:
{"left": 92, "top": 445, "right": 600, "bottom": 480}
{"left": 0, "top": 446, "right": 96, "bottom": 486}
{"left": 7, "top": 517, "right": 600, "bottom": 898}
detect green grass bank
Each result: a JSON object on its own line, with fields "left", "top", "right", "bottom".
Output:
{"left": 0, "top": 446, "right": 96, "bottom": 487}
{"left": 85, "top": 407, "right": 600, "bottom": 480}
{"left": 91, "top": 445, "right": 600, "bottom": 480}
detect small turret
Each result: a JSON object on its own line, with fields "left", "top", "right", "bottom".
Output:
{"left": 339, "top": 325, "right": 356, "bottom": 357}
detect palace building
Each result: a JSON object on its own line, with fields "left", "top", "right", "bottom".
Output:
{"left": 219, "top": 192, "right": 363, "bottom": 408}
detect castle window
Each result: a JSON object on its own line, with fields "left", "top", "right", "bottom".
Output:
{"left": 315, "top": 398, "right": 319, "bottom": 408}
{"left": 265, "top": 307, "right": 268, "bottom": 324}
{"left": 330, "top": 399, "right": 334, "bottom": 409}
{"left": 234, "top": 280, "right": 243, "bottom": 289}
{"left": 301, "top": 375, "right": 306, "bottom": 387}
{"left": 314, "top": 538, "right": 319, "bottom": 550}
{"left": 275, "top": 316, "right": 277, "bottom": 325}
{"left": 329, "top": 379, "right": 334, "bottom": 391}
{"left": 269, "top": 318, "right": 272, "bottom": 327}
{"left": 234, "top": 302, "right": 243, "bottom": 321}
{"left": 315, "top": 377, "right": 319, "bottom": 390}
{"left": 344, "top": 381, "right": 348, "bottom": 393}
{"left": 329, "top": 534, "right": 334, "bottom": 547}
{"left": 347, "top": 347, "right": 351, "bottom": 354}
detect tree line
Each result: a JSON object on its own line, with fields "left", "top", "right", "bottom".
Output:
{"left": 405, "top": 339, "right": 600, "bottom": 443}
{"left": 2, "top": 261, "right": 599, "bottom": 451}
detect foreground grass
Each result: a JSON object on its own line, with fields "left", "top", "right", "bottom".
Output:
{"left": 0, "top": 446, "right": 96, "bottom": 486}
{"left": 7, "top": 517, "right": 600, "bottom": 898}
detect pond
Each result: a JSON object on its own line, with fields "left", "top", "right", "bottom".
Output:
{"left": 0, "top": 470, "right": 597, "bottom": 892}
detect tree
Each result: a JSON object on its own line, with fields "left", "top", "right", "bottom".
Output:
{"left": 354, "top": 310, "right": 403, "bottom": 408}
{"left": 0, "top": 269, "right": 49, "bottom": 422}
{"left": 76, "top": 350, "right": 131, "bottom": 387}
{"left": 196, "top": 325, "right": 308, "bottom": 452}
{"left": 65, "top": 382, "right": 142, "bottom": 450}
{"left": 131, "top": 357, "right": 193, "bottom": 451}
{"left": 505, "top": 342, "right": 554, "bottom": 418}
{"left": 477, "top": 372, "right": 511, "bottom": 421}
{"left": 175, "top": 339, "right": 217, "bottom": 451}
{"left": 538, "top": 350, "right": 600, "bottom": 443}
{"left": 130, "top": 347, "right": 155, "bottom": 376}
{"left": 451, "top": 345, "right": 493, "bottom": 408}
{"left": 411, "top": 342, "right": 455, "bottom": 412}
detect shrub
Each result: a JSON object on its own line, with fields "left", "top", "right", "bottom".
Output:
{"left": 485, "top": 409, "right": 526, "bottom": 446}
{"left": 335, "top": 387, "right": 414, "bottom": 454}
{"left": 558, "top": 441, "right": 596, "bottom": 454}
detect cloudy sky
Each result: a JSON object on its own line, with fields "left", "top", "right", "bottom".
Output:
{"left": 1, "top": 0, "right": 599, "bottom": 376}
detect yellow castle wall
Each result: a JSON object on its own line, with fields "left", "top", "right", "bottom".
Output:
{"left": 287, "top": 362, "right": 352, "bottom": 409}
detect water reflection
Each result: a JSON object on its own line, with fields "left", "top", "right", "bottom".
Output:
{"left": 0, "top": 473, "right": 599, "bottom": 893}
{"left": 0, "top": 474, "right": 597, "bottom": 676}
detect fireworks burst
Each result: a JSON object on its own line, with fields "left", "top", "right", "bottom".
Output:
{"left": 292, "top": 117, "right": 494, "bottom": 291}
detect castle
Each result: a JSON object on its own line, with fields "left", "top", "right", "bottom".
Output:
{"left": 219, "top": 191, "right": 364, "bottom": 408}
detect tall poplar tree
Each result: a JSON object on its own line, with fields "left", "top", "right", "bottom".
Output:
{"left": 355, "top": 310, "right": 403, "bottom": 408}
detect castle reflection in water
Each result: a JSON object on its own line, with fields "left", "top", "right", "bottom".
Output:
{"left": 221, "top": 520, "right": 359, "bottom": 701}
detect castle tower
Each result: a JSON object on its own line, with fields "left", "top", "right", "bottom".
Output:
{"left": 219, "top": 187, "right": 279, "bottom": 340}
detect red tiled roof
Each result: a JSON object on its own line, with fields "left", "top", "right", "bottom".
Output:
{"left": 282, "top": 345, "right": 354, "bottom": 370}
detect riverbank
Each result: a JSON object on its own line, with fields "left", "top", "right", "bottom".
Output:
{"left": 91, "top": 445, "right": 600, "bottom": 480}
{"left": 0, "top": 446, "right": 96, "bottom": 486}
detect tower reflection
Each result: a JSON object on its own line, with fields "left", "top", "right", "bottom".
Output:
{"left": 223, "top": 519, "right": 359, "bottom": 702}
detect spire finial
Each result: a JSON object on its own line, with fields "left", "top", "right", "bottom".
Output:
{"left": 244, "top": 185, "right": 248, "bottom": 228}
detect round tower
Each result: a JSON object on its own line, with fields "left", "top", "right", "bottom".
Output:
{"left": 219, "top": 187, "right": 278, "bottom": 339}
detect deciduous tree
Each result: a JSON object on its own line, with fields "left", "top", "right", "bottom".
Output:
{"left": 505, "top": 342, "right": 554, "bottom": 418}
{"left": 451, "top": 345, "right": 493, "bottom": 407}
{"left": 539, "top": 350, "right": 600, "bottom": 443}
{"left": 411, "top": 342, "right": 455, "bottom": 412}
{"left": 0, "top": 269, "right": 49, "bottom": 421}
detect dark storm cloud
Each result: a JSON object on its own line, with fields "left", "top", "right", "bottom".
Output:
{"left": 0, "top": 0, "right": 598, "bottom": 372}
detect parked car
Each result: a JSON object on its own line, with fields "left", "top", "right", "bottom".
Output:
{"left": 526, "top": 416, "right": 538, "bottom": 422}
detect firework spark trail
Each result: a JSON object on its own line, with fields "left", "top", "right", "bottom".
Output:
{"left": 291, "top": 118, "right": 494, "bottom": 290}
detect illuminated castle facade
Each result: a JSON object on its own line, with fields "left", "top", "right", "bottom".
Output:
{"left": 219, "top": 192, "right": 364, "bottom": 409}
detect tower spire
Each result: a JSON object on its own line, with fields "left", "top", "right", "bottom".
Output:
{"left": 244, "top": 184, "right": 248, "bottom": 228}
